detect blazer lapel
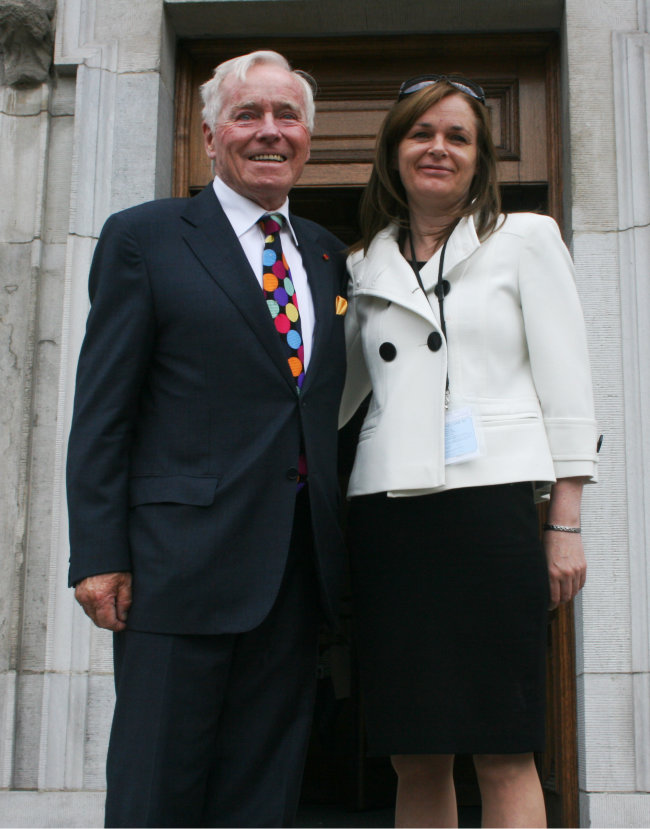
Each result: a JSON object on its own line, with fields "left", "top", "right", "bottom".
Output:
{"left": 353, "top": 228, "right": 436, "bottom": 323}
{"left": 180, "top": 186, "right": 296, "bottom": 389}
{"left": 352, "top": 217, "right": 482, "bottom": 320}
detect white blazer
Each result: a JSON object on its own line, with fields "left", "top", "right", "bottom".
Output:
{"left": 340, "top": 212, "right": 598, "bottom": 498}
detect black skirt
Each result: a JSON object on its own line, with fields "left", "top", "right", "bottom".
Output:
{"left": 347, "top": 483, "right": 549, "bottom": 756}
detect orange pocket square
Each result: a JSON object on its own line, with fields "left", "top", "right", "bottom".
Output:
{"left": 335, "top": 296, "right": 348, "bottom": 316}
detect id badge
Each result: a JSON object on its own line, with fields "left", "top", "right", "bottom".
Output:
{"left": 445, "top": 406, "right": 482, "bottom": 465}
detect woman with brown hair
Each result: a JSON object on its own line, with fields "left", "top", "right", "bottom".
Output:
{"left": 340, "top": 75, "right": 598, "bottom": 827}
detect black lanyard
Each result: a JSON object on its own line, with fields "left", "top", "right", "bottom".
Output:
{"left": 407, "top": 228, "right": 451, "bottom": 406}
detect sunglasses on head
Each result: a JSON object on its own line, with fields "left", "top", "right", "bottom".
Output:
{"left": 398, "top": 74, "right": 486, "bottom": 105}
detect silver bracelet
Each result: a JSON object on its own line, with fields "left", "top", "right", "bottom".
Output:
{"left": 543, "top": 523, "right": 581, "bottom": 534}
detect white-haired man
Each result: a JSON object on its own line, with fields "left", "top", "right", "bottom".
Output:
{"left": 67, "top": 50, "right": 347, "bottom": 827}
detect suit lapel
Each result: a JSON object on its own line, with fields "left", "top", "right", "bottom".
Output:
{"left": 180, "top": 186, "right": 296, "bottom": 389}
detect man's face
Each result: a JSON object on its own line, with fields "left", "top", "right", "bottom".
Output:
{"left": 203, "top": 63, "right": 311, "bottom": 211}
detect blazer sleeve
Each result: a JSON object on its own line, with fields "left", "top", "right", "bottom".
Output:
{"left": 66, "top": 211, "right": 156, "bottom": 585}
{"left": 339, "top": 257, "right": 372, "bottom": 428}
{"left": 518, "top": 215, "right": 598, "bottom": 481}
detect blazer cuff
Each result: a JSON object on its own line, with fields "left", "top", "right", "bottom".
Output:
{"left": 552, "top": 459, "right": 598, "bottom": 483}
{"left": 546, "top": 415, "right": 597, "bottom": 455}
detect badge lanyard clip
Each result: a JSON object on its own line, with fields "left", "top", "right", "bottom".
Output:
{"left": 407, "top": 226, "right": 482, "bottom": 464}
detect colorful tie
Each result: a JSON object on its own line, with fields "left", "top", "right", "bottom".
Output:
{"left": 259, "top": 213, "right": 305, "bottom": 390}
{"left": 260, "top": 213, "right": 308, "bottom": 487}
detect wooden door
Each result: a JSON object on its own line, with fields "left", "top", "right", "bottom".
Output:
{"left": 174, "top": 33, "right": 578, "bottom": 827}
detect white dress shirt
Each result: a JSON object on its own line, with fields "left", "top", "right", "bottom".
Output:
{"left": 212, "top": 176, "right": 315, "bottom": 369}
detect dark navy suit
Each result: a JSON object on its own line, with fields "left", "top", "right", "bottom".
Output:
{"left": 66, "top": 184, "right": 347, "bottom": 826}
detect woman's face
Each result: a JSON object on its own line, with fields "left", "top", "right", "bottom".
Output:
{"left": 397, "top": 93, "right": 479, "bottom": 216}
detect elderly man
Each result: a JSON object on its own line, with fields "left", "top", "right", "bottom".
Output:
{"left": 66, "top": 50, "right": 347, "bottom": 827}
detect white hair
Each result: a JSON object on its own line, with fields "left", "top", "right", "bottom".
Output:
{"left": 200, "top": 50, "right": 316, "bottom": 132}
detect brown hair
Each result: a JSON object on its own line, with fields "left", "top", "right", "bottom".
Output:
{"left": 354, "top": 80, "right": 502, "bottom": 253}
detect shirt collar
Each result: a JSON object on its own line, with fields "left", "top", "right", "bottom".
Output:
{"left": 212, "top": 176, "right": 299, "bottom": 245}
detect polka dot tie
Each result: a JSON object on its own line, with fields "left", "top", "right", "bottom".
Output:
{"left": 259, "top": 213, "right": 305, "bottom": 390}
{"left": 259, "top": 213, "right": 308, "bottom": 487}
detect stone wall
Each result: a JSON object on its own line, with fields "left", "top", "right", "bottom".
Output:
{"left": 0, "top": 0, "right": 174, "bottom": 822}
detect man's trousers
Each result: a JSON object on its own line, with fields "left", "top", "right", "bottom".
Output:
{"left": 104, "top": 492, "right": 321, "bottom": 827}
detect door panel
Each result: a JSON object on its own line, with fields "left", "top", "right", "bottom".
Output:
{"left": 174, "top": 33, "right": 577, "bottom": 827}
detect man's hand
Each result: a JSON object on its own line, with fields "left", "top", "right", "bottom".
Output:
{"left": 74, "top": 572, "right": 132, "bottom": 631}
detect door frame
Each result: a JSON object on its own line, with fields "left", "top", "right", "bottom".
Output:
{"left": 173, "top": 33, "right": 578, "bottom": 827}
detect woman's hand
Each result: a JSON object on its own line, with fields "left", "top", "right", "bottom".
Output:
{"left": 544, "top": 531, "right": 586, "bottom": 609}
{"left": 544, "top": 476, "right": 588, "bottom": 609}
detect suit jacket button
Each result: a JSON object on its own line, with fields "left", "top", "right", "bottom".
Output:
{"left": 379, "top": 342, "right": 397, "bottom": 361}
{"left": 427, "top": 332, "right": 443, "bottom": 352}
{"left": 287, "top": 467, "right": 299, "bottom": 481}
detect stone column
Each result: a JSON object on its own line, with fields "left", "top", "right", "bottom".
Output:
{"left": 0, "top": 0, "right": 58, "bottom": 791}
{"left": 565, "top": 0, "right": 650, "bottom": 824}
{"left": 611, "top": 16, "right": 650, "bottom": 818}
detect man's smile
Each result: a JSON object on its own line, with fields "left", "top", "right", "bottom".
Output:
{"left": 250, "top": 153, "right": 287, "bottom": 162}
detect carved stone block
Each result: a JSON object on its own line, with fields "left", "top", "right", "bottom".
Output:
{"left": 0, "top": 1, "right": 56, "bottom": 88}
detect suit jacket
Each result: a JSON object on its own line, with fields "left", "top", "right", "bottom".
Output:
{"left": 340, "top": 212, "right": 598, "bottom": 498}
{"left": 66, "top": 184, "right": 348, "bottom": 634}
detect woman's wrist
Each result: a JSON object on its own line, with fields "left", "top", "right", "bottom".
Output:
{"left": 547, "top": 477, "right": 585, "bottom": 535}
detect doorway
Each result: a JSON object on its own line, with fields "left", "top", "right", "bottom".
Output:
{"left": 173, "top": 33, "right": 578, "bottom": 827}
